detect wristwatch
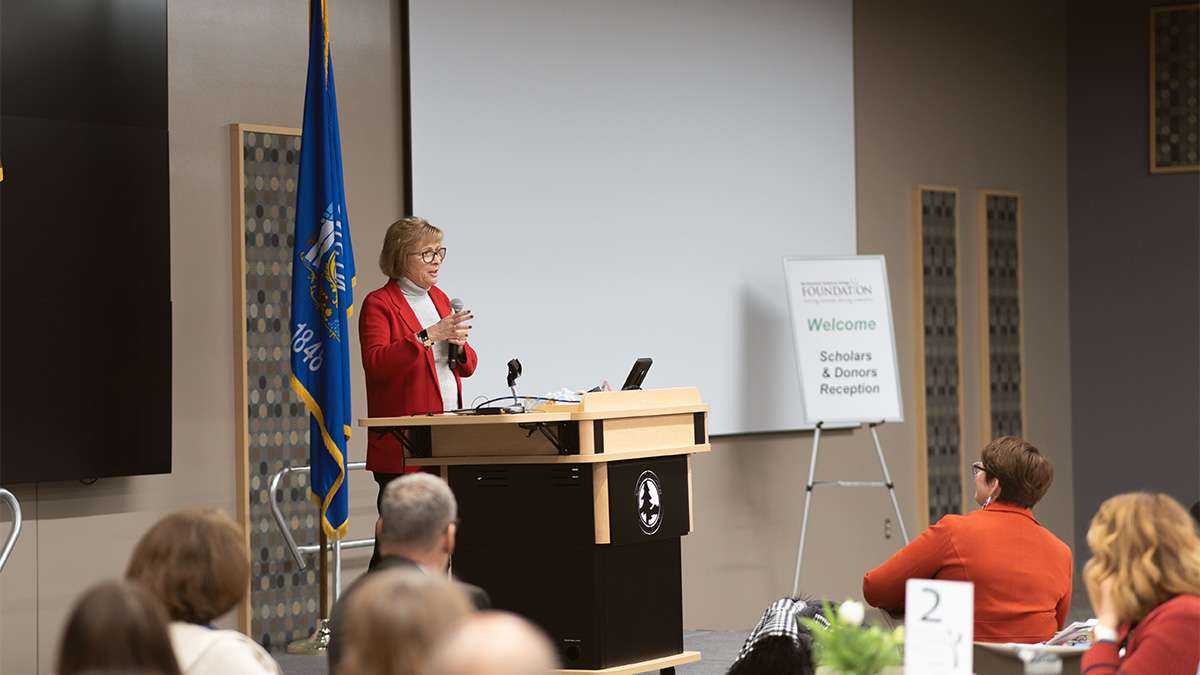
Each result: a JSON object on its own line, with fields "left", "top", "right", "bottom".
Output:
{"left": 417, "top": 329, "right": 434, "bottom": 349}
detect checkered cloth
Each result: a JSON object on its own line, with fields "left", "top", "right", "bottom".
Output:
{"left": 735, "top": 597, "right": 831, "bottom": 661}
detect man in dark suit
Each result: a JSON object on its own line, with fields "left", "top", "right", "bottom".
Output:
{"left": 328, "top": 473, "right": 489, "bottom": 672}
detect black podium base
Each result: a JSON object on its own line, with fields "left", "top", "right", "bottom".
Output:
{"left": 449, "top": 460, "right": 687, "bottom": 670}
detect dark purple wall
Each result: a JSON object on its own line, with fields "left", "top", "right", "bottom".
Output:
{"left": 1067, "top": 0, "right": 1200, "bottom": 568}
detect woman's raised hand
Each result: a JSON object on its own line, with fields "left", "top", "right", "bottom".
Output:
{"left": 428, "top": 310, "right": 473, "bottom": 345}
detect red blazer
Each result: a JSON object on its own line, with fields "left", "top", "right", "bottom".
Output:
{"left": 359, "top": 281, "right": 477, "bottom": 473}
{"left": 862, "top": 502, "right": 1072, "bottom": 643}
{"left": 1082, "top": 594, "right": 1200, "bottom": 675}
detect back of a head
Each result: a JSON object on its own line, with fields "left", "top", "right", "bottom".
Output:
{"left": 125, "top": 508, "right": 249, "bottom": 625}
{"left": 56, "top": 580, "right": 182, "bottom": 675}
{"left": 338, "top": 569, "right": 472, "bottom": 675}
{"left": 980, "top": 436, "right": 1054, "bottom": 508}
{"left": 727, "top": 636, "right": 815, "bottom": 675}
{"left": 1084, "top": 492, "right": 1200, "bottom": 622}
{"left": 427, "top": 612, "right": 559, "bottom": 675}
{"left": 379, "top": 473, "right": 458, "bottom": 551}
{"left": 728, "top": 597, "right": 822, "bottom": 675}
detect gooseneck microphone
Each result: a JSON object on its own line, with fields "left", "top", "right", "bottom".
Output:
{"left": 448, "top": 298, "right": 465, "bottom": 367}
{"left": 507, "top": 359, "right": 523, "bottom": 404}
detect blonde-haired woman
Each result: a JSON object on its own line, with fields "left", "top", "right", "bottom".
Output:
{"left": 336, "top": 569, "right": 472, "bottom": 675}
{"left": 1082, "top": 493, "right": 1200, "bottom": 674}
{"left": 360, "top": 216, "right": 477, "bottom": 568}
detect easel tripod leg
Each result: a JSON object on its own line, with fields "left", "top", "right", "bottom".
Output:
{"left": 869, "top": 423, "right": 909, "bottom": 544}
{"left": 791, "top": 424, "right": 822, "bottom": 597}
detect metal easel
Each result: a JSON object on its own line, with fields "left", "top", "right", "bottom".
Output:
{"left": 791, "top": 421, "right": 909, "bottom": 597}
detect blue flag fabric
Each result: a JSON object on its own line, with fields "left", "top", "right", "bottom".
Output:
{"left": 290, "top": 0, "right": 356, "bottom": 539}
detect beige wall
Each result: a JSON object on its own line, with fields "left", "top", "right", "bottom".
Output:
{"left": 0, "top": 1, "right": 1076, "bottom": 669}
{"left": 0, "top": 1, "right": 402, "bottom": 672}
{"left": 341, "top": 0, "right": 1078, "bottom": 633}
{"left": 679, "top": 0, "right": 1074, "bottom": 630}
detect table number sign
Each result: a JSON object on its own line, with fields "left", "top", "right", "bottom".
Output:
{"left": 904, "top": 579, "right": 973, "bottom": 675}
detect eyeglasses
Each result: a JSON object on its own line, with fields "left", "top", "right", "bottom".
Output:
{"left": 971, "top": 461, "right": 986, "bottom": 476}
{"left": 411, "top": 247, "right": 447, "bottom": 264}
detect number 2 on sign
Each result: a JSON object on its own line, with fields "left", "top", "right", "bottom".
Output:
{"left": 292, "top": 323, "right": 324, "bottom": 371}
{"left": 921, "top": 589, "right": 961, "bottom": 667}
{"left": 904, "top": 579, "right": 973, "bottom": 675}
{"left": 920, "top": 588, "right": 942, "bottom": 622}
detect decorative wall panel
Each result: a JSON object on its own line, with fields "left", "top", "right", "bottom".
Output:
{"left": 980, "top": 193, "right": 1024, "bottom": 442}
{"left": 914, "top": 187, "right": 965, "bottom": 525}
{"left": 232, "top": 125, "right": 320, "bottom": 649}
{"left": 1150, "top": 4, "right": 1199, "bottom": 173}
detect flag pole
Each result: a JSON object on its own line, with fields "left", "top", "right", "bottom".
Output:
{"left": 286, "top": 527, "right": 333, "bottom": 654}
{"left": 319, "top": 527, "right": 330, "bottom": 619}
{"left": 286, "top": 0, "right": 354, "bottom": 654}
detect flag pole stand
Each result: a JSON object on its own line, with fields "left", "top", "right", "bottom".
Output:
{"left": 285, "top": 620, "right": 332, "bottom": 655}
{"left": 286, "top": 529, "right": 333, "bottom": 654}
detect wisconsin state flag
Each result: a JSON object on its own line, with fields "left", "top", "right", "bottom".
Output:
{"left": 290, "top": 0, "right": 356, "bottom": 539}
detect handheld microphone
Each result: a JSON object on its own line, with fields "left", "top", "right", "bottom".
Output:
{"left": 448, "top": 298, "right": 465, "bottom": 367}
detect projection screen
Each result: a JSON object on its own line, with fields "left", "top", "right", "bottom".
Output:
{"left": 407, "top": 0, "right": 857, "bottom": 434}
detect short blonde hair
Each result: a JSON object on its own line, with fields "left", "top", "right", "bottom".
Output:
{"left": 1083, "top": 492, "right": 1200, "bottom": 623}
{"left": 428, "top": 612, "right": 559, "bottom": 675}
{"left": 379, "top": 216, "right": 443, "bottom": 279}
{"left": 339, "top": 569, "right": 472, "bottom": 675}
{"left": 126, "top": 508, "right": 249, "bottom": 624}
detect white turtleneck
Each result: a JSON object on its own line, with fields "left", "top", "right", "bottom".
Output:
{"left": 396, "top": 276, "right": 458, "bottom": 412}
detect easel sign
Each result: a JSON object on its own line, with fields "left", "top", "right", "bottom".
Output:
{"left": 904, "top": 579, "right": 974, "bottom": 675}
{"left": 783, "top": 255, "right": 909, "bottom": 596}
{"left": 782, "top": 255, "right": 903, "bottom": 425}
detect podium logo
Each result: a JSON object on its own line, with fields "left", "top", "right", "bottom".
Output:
{"left": 635, "top": 470, "right": 663, "bottom": 535}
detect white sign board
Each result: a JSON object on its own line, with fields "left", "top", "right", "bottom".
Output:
{"left": 904, "top": 579, "right": 974, "bottom": 675}
{"left": 783, "top": 256, "right": 903, "bottom": 424}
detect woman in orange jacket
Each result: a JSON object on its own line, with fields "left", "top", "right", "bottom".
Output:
{"left": 862, "top": 437, "right": 1072, "bottom": 643}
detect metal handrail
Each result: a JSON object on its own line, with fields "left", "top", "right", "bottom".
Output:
{"left": 0, "top": 488, "right": 22, "bottom": 574}
{"left": 268, "top": 462, "right": 374, "bottom": 577}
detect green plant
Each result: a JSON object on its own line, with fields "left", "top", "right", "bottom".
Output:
{"left": 799, "top": 600, "right": 904, "bottom": 675}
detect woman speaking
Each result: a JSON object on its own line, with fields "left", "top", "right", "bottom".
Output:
{"left": 359, "top": 216, "right": 477, "bottom": 568}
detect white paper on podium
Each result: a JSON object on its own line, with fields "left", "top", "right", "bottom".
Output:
{"left": 904, "top": 579, "right": 974, "bottom": 675}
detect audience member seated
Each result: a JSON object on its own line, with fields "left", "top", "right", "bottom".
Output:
{"left": 862, "top": 436, "right": 1071, "bottom": 643}
{"left": 329, "top": 472, "right": 488, "bottom": 671}
{"left": 427, "top": 611, "right": 560, "bottom": 675}
{"left": 727, "top": 597, "right": 828, "bottom": 675}
{"left": 55, "top": 579, "right": 182, "bottom": 675}
{"left": 1081, "top": 492, "right": 1200, "bottom": 674}
{"left": 336, "top": 569, "right": 472, "bottom": 675}
{"left": 125, "top": 508, "right": 281, "bottom": 675}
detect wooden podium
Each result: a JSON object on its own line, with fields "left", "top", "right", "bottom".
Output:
{"left": 359, "top": 387, "right": 709, "bottom": 674}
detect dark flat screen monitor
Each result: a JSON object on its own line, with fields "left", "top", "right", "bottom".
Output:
{"left": 0, "top": 0, "right": 171, "bottom": 484}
